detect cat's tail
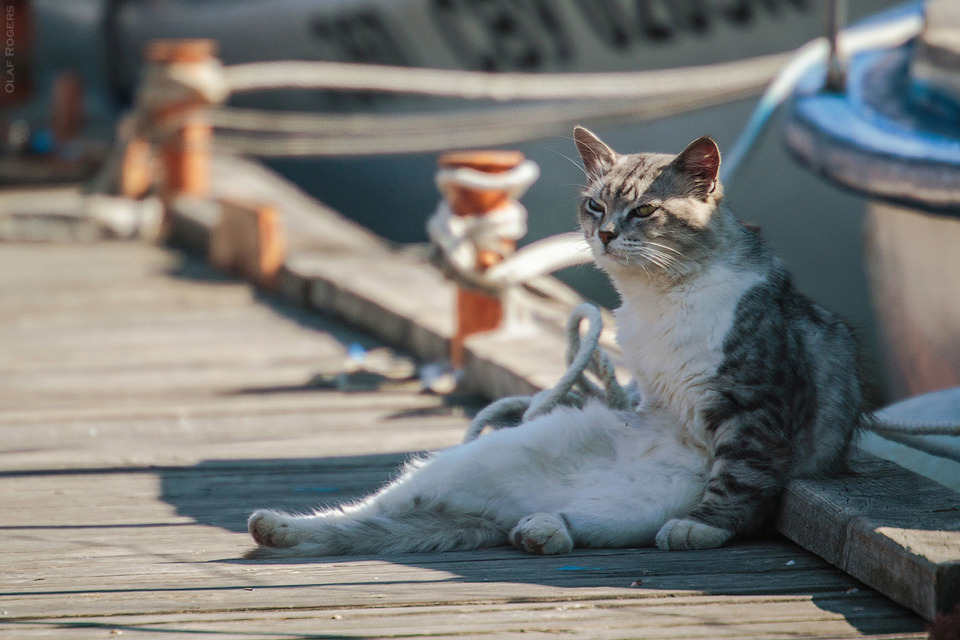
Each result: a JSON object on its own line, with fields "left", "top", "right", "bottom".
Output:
{"left": 245, "top": 506, "right": 508, "bottom": 558}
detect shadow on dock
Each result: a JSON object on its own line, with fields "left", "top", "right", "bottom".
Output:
{"left": 154, "top": 455, "right": 921, "bottom": 637}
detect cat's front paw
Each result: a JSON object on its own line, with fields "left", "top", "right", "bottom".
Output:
{"left": 656, "top": 518, "right": 733, "bottom": 551}
{"left": 248, "top": 510, "right": 306, "bottom": 548}
{"left": 510, "top": 513, "right": 574, "bottom": 555}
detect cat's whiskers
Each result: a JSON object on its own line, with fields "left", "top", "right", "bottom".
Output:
{"left": 549, "top": 148, "right": 591, "bottom": 181}
{"left": 646, "top": 247, "right": 685, "bottom": 272}
{"left": 638, "top": 248, "right": 677, "bottom": 275}
{"left": 646, "top": 241, "right": 683, "bottom": 257}
{"left": 619, "top": 241, "right": 687, "bottom": 279}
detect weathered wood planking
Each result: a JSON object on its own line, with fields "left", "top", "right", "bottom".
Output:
{"left": 0, "top": 240, "right": 927, "bottom": 638}
{"left": 173, "top": 154, "right": 621, "bottom": 397}
{"left": 779, "top": 453, "right": 960, "bottom": 621}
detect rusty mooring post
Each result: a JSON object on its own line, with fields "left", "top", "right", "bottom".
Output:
{"left": 143, "top": 39, "right": 218, "bottom": 203}
{"left": 437, "top": 150, "right": 531, "bottom": 369}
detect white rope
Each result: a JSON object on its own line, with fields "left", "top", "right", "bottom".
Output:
{"left": 427, "top": 158, "right": 594, "bottom": 292}
{"left": 463, "top": 303, "right": 630, "bottom": 443}
{"left": 223, "top": 55, "right": 790, "bottom": 101}
{"left": 458, "top": 307, "right": 960, "bottom": 464}
{"left": 484, "top": 233, "right": 593, "bottom": 288}
{"left": 720, "top": 7, "right": 923, "bottom": 182}
{"left": 209, "top": 52, "right": 788, "bottom": 157}
{"left": 209, "top": 91, "right": 751, "bottom": 157}
{"left": 867, "top": 415, "right": 960, "bottom": 463}
{"left": 436, "top": 162, "right": 540, "bottom": 198}
{"left": 116, "top": 8, "right": 922, "bottom": 163}
{"left": 427, "top": 201, "right": 528, "bottom": 276}
{"left": 426, "top": 160, "right": 538, "bottom": 281}
{"left": 871, "top": 419, "right": 960, "bottom": 437}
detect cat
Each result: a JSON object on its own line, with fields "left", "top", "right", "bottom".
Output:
{"left": 246, "top": 127, "right": 864, "bottom": 558}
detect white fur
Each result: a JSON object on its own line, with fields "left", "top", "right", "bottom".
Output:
{"left": 249, "top": 262, "right": 767, "bottom": 557}
{"left": 249, "top": 402, "right": 707, "bottom": 556}
{"left": 612, "top": 262, "right": 766, "bottom": 452}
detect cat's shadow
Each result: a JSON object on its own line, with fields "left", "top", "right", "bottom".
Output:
{"left": 156, "top": 455, "right": 918, "bottom": 636}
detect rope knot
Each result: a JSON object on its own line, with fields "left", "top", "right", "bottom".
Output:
{"left": 427, "top": 160, "right": 539, "bottom": 292}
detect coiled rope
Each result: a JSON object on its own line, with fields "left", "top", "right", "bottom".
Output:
{"left": 462, "top": 303, "right": 631, "bottom": 443}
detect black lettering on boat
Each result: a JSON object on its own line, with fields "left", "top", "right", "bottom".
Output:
{"left": 310, "top": 10, "right": 411, "bottom": 67}
{"left": 309, "top": 10, "right": 413, "bottom": 107}
{"left": 430, "top": 0, "right": 571, "bottom": 72}
{"left": 573, "top": 0, "right": 811, "bottom": 50}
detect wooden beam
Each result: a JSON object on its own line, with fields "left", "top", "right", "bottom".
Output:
{"left": 778, "top": 451, "right": 960, "bottom": 621}
{"left": 208, "top": 199, "right": 286, "bottom": 291}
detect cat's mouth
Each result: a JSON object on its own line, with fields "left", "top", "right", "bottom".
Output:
{"left": 594, "top": 243, "right": 630, "bottom": 265}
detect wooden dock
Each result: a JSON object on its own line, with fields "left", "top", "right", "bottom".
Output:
{"left": 0, "top": 238, "right": 932, "bottom": 639}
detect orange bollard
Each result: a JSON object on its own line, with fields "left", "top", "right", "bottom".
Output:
{"left": 144, "top": 39, "right": 218, "bottom": 202}
{"left": 438, "top": 150, "right": 527, "bottom": 369}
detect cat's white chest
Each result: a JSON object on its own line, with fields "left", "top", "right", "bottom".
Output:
{"left": 615, "top": 264, "right": 764, "bottom": 446}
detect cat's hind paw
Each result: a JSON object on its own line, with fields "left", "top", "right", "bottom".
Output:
{"left": 510, "top": 513, "right": 574, "bottom": 555}
{"left": 656, "top": 518, "right": 733, "bottom": 551}
{"left": 248, "top": 509, "right": 306, "bottom": 548}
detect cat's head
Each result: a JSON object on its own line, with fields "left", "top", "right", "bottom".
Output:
{"left": 574, "top": 126, "right": 727, "bottom": 285}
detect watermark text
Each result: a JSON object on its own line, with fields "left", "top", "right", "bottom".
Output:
{"left": 4, "top": 3, "right": 16, "bottom": 94}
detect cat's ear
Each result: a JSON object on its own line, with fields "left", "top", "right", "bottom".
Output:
{"left": 574, "top": 126, "right": 617, "bottom": 177}
{"left": 672, "top": 136, "right": 721, "bottom": 198}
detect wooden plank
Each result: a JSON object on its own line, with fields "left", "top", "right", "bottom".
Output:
{"left": 0, "top": 595, "right": 925, "bottom": 640}
{"left": 778, "top": 452, "right": 960, "bottom": 620}
{"left": 0, "top": 420, "right": 460, "bottom": 472}
{"left": 0, "top": 388, "right": 464, "bottom": 425}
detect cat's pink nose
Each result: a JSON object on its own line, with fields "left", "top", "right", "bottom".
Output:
{"left": 598, "top": 230, "right": 617, "bottom": 245}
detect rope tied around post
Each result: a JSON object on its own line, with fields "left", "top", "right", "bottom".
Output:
{"left": 462, "top": 303, "right": 631, "bottom": 443}
{"left": 427, "top": 159, "right": 538, "bottom": 289}
{"left": 427, "top": 156, "right": 592, "bottom": 296}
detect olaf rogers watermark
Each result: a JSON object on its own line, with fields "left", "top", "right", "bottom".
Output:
{"left": 4, "top": 2, "right": 16, "bottom": 95}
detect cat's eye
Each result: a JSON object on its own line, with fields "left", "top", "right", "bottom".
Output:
{"left": 628, "top": 204, "right": 657, "bottom": 219}
{"left": 584, "top": 198, "right": 605, "bottom": 215}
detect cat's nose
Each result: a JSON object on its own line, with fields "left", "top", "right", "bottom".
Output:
{"left": 598, "top": 229, "right": 617, "bottom": 245}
